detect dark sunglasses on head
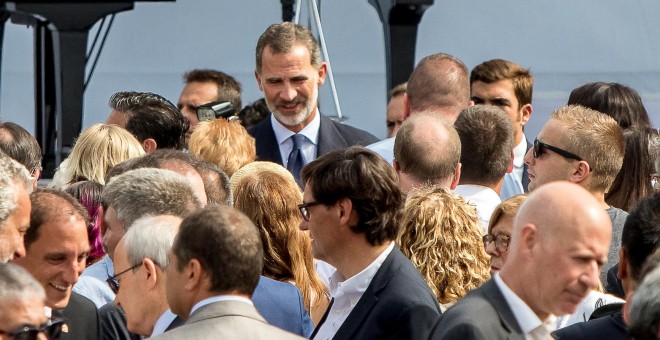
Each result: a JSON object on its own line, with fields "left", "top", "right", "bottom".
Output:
{"left": 0, "top": 318, "right": 64, "bottom": 340}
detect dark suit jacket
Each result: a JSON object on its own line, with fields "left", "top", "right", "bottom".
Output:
{"left": 428, "top": 279, "right": 524, "bottom": 340}
{"left": 55, "top": 292, "right": 101, "bottom": 340}
{"left": 253, "top": 276, "right": 314, "bottom": 337}
{"left": 522, "top": 139, "right": 532, "bottom": 192}
{"left": 248, "top": 114, "right": 379, "bottom": 165}
{"left": 323, "top": 247, "right": 440, "bottom": 340}
{"left": 553, "top": 311, "right": 626, "bottom": 340}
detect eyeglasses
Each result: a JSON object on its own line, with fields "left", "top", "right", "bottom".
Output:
{"left": 297, "top": 201, "right": 321, "bottom": 221}
{"left": 482, "top": 234, "right": 511, "bottom": 253}
{"left": 106, "top": 264, "right": 140, "bottom": 294}
{"left": 0, "top": 318, "right": 64, "bottom": 340}
{"left": 533, "top": 138, "right": 583, "bottom": 161}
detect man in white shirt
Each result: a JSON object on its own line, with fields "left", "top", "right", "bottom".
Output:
{"left": 470, "top": 59, "right": 534, "bottom": 194}
{"left": 453, "top": 105, "right": 514, "bottom": 229}
{"left": 367, "top": 53, "right": 471, "bottom": 165}
{"left": 153, "top": 205, "right": 303, "bottom": 340}
{"left": 429, "top": 181, "right": 612, "bottom": 339}
{"left": 300, "top": 147, "right": 440, "bottom": 340}
{"left": 393, "top": 112, "right": 461, "bottom": 194}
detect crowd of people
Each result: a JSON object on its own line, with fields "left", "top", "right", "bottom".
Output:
{"left": 0, "top": 20, "right": 659, "bottom": 340}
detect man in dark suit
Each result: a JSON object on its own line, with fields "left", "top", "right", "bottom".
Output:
{"left": 153, "top": 205, "right": 302, "bottom": 340}
{"left": 13, "top": 189, "right": 100, "bottom": 340}
{"left": 300, "top": 147, "right": 440, "bottom": 339}
{"left": 470, "top": 59, "right": 534, "bottom": 193}
{"left": 250, "top": 22, "right": 377, "bottom": 183}
{"left": 429, "top": 182, "right": 612, "bottom": 339}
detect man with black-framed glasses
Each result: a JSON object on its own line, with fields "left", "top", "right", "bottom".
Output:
{"left": 523, "top": 104, "right": 626, "bottom": 286}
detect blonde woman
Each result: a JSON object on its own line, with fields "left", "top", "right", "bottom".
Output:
{"left": 50, "top": 124, "right": 144, "bottom": 188}
{"left": 398, "top": 186, "right": 490, "bottom": 309}
{"left": 188, "top": 118, "right": 256, "bottom": 177}
{"left": 232, "top": 163, "right": 329, "bottom": 325}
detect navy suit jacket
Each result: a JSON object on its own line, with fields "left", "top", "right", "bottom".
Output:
{"left": 553, "top": 311, "right": 626, "bottom": 339}
{"left": 248, "top": 114, "right": 379, "bottom": 165}
{"left": 522, "top": 139, "right": 532, "bottom": 192}
{"left": 429, "top": 279, "right": 524, "bottom": 340}
{"left": 319, "top": 246, "right": 440, "bottom": 340}
{"left": 253, "top": 276, "right": 314, "bottom": 337}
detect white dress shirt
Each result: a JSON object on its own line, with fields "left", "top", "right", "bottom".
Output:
{"left": 454, "top": 184, "right": 501, "bottom": 232}
{"left": 313, "top": 242, "right": 395, "bottom": 340}
{"left": 271, "top": 113, "right": 320, "bottom": 167}
{"left": 150, "top": 309, "right": 177, "bottom": 337}
{"left": 366, "top": 137, "right": 394, "bottom": 165}
{"left": 494, "top": 273, "right": 556, "bottom": 340}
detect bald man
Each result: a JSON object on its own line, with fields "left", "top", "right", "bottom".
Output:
{"left": 429, "top": 181, "right": 612, "bottom": 339}
{"left": 393, "top": 112, "right": 461, "bottom": 194}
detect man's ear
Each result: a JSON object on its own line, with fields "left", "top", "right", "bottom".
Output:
{"left": 569, "top": 160, "right": 591, "bottom": 184}
{"left": 255, "top": 70, "right": 264, "bottom": 92}
{"left": 520, "top": 224, "right": 538, "bottom": 256}
{"left": 317, "top": 62, "right": 328, "bottom": 86}
{"left": 393, "top": 159, "right": 400, "bottom": 173}
{"left": 142, "top": 258, "right": 159, "bottom": 290}
{"left": 617, "top": 248, "right": 628, "bottom": 281}
{"left": 99, "top": 206, "right": 107, "bottom": 236}
{"left": 336, "top": 197, "right": 356, "bottom": 227}
{"left": 402, "top": 93, "right": 411, "bottom": 120}
{"left": 450, "top": 163, "right": 461, "bottom": 190}
{"left": 184, "top": 259, "right": 204, "bottom": 292}
{"left": 520, "top": 103, "right": 533, "bottom": 126}
{"left": 142, "top": 138, "right": 157, "bottom": 153}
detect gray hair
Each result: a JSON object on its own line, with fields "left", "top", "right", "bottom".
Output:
{"left": 102, "top": 168, "right": 201, "bottom": 231}
{"left": 628, "top": 264, "right": 660, "bottom": 340}
{"left": 0, "top": 152, "right": 32, "bottom": 227}
{"left": 124, "top": 215, "right": 181, "bottom": 269}
{"left": 0, "top": 262, "right": 45, "bottom": 302}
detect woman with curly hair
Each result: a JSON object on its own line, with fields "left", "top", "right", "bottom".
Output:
{"left": 398, "top": 186, "right": 490, "bottom": 309}
{"left": 232, "top": 162, "right": 329, "bottom": 324}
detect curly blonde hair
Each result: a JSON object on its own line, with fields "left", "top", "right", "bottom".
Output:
{"left": 398, "top": 186, "right": 490, "bottom": 304}
{"left": 188, "top": 118, "right": 256, "bottom": 177}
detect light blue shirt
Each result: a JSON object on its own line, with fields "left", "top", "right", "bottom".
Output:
{"left": 151, "top": 309, "right": 177, "bottom": 337}
{"left": 366, "top": 137, "right": 394, "bottom": 165}
{"left": 271, "top": 113, "right": 320, "bottom": 167}
{"left": 73, "top": 255, "right": 115, "bottom": 308}
{"left": 500, "top": 172, "right": 525, "bottom": 200}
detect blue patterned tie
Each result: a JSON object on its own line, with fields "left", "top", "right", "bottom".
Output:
{"left": 287, "top": 134, "right": 307, "bottom": 185}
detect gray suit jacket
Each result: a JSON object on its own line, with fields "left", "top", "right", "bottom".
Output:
{"left": 248, "top": 114, "right": 379, "bottom": 165}
{"left": 428, "top": 279, "right": 525, "bottom": 340}
{"left": 151, "top": 300, "right": 303, "bottom": 340}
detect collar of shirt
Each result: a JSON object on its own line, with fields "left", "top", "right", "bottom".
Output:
{"left": 513, "top": 135, "right": 528, "bottom": 169}
{"left": 151, "top": 309, "right": 177, "bottom": 337}
{"left": 190, "top": 295, "right": 254, "bottom": 316}
{"left": 494, "top": 273, "right": 556, "bottom": 337}
{"left": 271, "top": 112, "right": 320, "bottom": 166}
{"left": 454, "top": 184, "right": 502, "bottom": 231}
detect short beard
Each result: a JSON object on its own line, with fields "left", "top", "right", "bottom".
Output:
{"left": 268, "top": 86, "right": 318, "bottom": 127}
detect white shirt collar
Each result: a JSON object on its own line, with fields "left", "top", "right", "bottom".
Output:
{"left": 190, "top": 295, "right": 253, "bottom": 316}
{"left": 493, "top": 273, "right": 556, "bottom": 337}
{"left": 513, "top": 136, "right": 528, "bottom": 169}
{"left": 270, "top": 111, "right": 320, "bottom": 146}
{"left": 150, "top": 309, "right": 177, "bottom": 337}
{"left": 454, "top": 184, "right": 502, "bottom": 231}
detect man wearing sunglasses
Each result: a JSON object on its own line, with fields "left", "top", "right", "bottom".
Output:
{"left": 524, "top": 105, "right": 626, "bottom": 285}
{"left": 13, "top": 189, "right": 99, "bottom": 340}
{"left": 0, "top": 263, "right": 62, "bottom": 340}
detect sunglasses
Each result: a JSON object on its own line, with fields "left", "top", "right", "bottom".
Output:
{"left": 297, "top": 201, "right": 321, "bottom": 221}
{"left": 106, "top": 264, "right": 140, "bottom": 294}
{"left": 0, "top": 318, "right": 64, "bottom": 340}
{"left": 533, "top": 138, "right": 583, "bottom": 161}
{"left": 482, "top": 234, "right": 511, "bottom": 253}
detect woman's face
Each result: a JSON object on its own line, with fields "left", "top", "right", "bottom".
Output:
{"left": 486, "top": 215, "right": 514, "bottom": 276}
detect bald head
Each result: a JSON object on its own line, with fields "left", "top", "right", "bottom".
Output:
{"left": 394, "top": 112, "right": 461, "bottom": 193}
{"left": 500, "top": 181, "right": 611, "bottom": 320}
{"left": 406, "top": 53, "right": 470, "bottom": 122}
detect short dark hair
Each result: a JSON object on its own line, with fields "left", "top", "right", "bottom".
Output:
{"left": 183, "top": 69, "right": 242, "bottom": 113}
{"left": 173, "top": 205, "right": 262, "bottom": 296}
{"left": 621, "top": 192, "right": 660, "bottom": 283}
{"left": 454, "top": 105, "right": 514, "bottom": 186}
{"left": 26, "top": 188, "right": 90, "bottom": 248}
{"left": 256, "top": 22, "right": 321, "bottom": 73}
{"left": 470, "top": 59, "right": 534, "bottom": 107}
{"left": 567, "top": 82, "right": 652, "bottom": 130}
{"left": 238, "top": 98, "right": 270, "bottom": 130}
{"left": 407, "top": 53, "right": 470, "bottom": 114}
{"left": 301, "top": 146, "right": 402, "bottom": 246}
{"left": 109, "top": 91, "right": 188, "bottom": 150}
{"left": 0, "top": 122, "right": 41, "bottom": 173}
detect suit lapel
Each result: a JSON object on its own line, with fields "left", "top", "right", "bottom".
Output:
{"left": 331, "top": 248, "right": 400, "bottom": 339}
{"left": 481, "top": 280, "right": 524, "bottom": 335}
{"left": 250, "top": 116, "right": 284, "bottom": 165}
{"left": 317, "top": 115, "right": 347, "bottom": 157}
